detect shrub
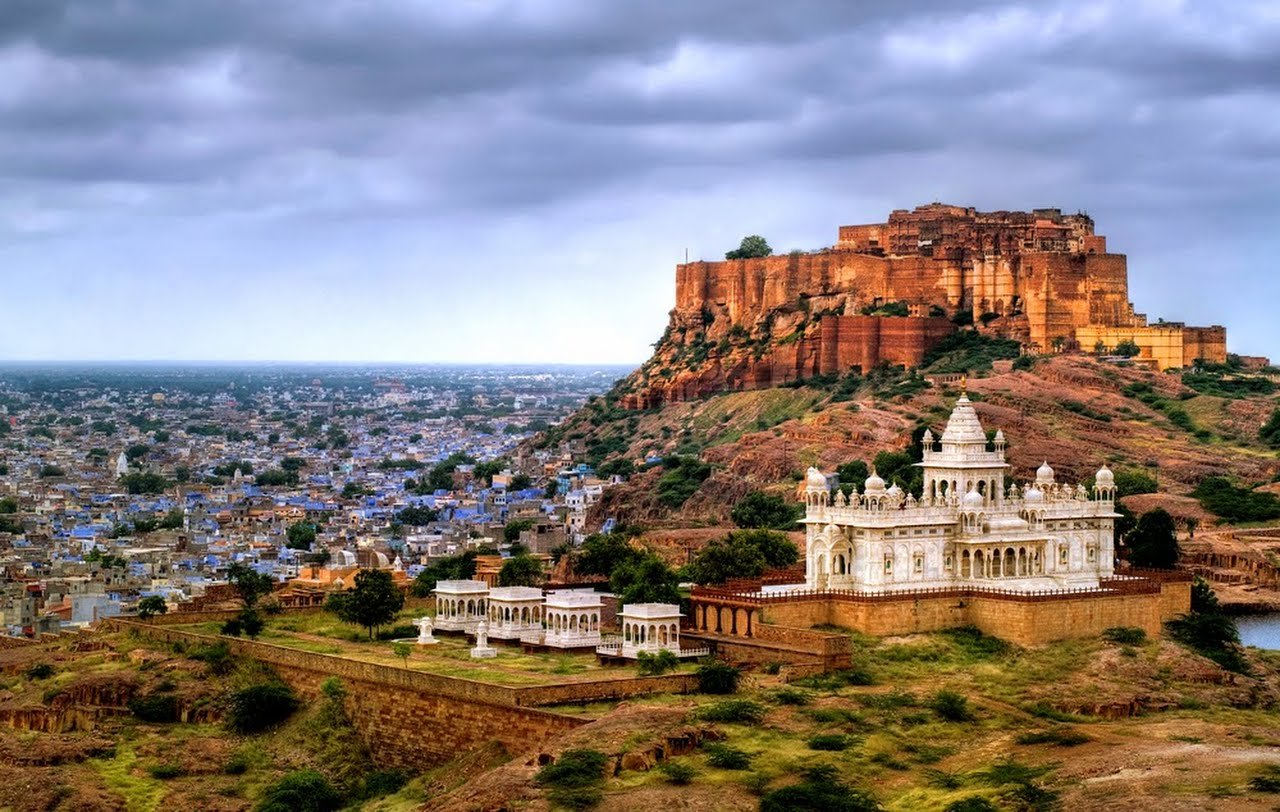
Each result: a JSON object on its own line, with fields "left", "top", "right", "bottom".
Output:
{"left": 704, "top": 743, "right": 752, "bottom": 770}
{"left": 1250, "top": 765, "right": 1280, "bottom": 793}
{"left": 940, "top": 626, "right": 1013, "bottom": 659}
{"left": 227, "top": 681, "right": 299, "bottom": 734}
{"left": 129, "top": 693, "right": 179, "bottom": 723}
{"left": 224, "top": 753, "right": 251, "bottom": 775}
{"left": 929, "top": 690, "right": 974, "bottom": 722}
{"left": 760, "top": 765, "right": 880, "bottom": 812}
{"left": 696, "top": 660, "right": 741, "bottom": 694}
{"left": 769, "top": 687, "right": 813, "bottom": 706}
{"left": 659, "top": 761, "right": 696, "bottom": 784}
{"left": 793, "top": 667, "right": 874, "bottom": 690}
{"left": 694, "top": 700, "right": 766, "bottom": 724}
{"left": 358, "top": 770, "right": 409, "bottom": 800}
{"left": 1016, "top": 728, "right": 1091, "bottom": 747}
{"left": 1193, "top": 476, "right": 1280, "bottom": 523}
{"left": 148, "top": 763, "right": 183, "bottom": 779}
{"left": 1102, "top": 627, "right": 1147, "bottom": 646}
{"left": 636, "top": 649, "right": 680, "bottom": 676}
{"left": 1165, "top": 611, "right": 1248, "bottom": 673}
{"left": 255, "top": 769, "right": 342, "bottom": 812}
{"left": 536, "top": 749, "right": 608, "bottom": 810}
{"left": 189, "top": 642, "right": 234, "bottom": 675}
{"left": 807, "top": 733, "right": 851, "bottom": 751}
{"left": 857, "top": 690, "right": 917, "bottom": 710}
{"left": 25, "top": 663, "right": 54, "bottom": 680}
{"left": 731, "top": 491, "right": 804, "bottom": 530}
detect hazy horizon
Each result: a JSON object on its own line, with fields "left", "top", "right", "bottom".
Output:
{"left": 2, "top": 1, "right": 1277, "bottom": 363}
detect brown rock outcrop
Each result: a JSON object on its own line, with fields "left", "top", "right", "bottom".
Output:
{"left": 622, "top": 203, "right": 1226, "bottom": 408}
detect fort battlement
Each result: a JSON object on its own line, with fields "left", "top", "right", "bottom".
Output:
{"left": 626, "top": 204, "right": 1226, "bottom": 407}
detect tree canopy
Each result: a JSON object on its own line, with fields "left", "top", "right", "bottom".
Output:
{"left": 1126, "top": 508, "right": 1179, "bottom": 568}
{"left": 685, "top": 530, "right": 799, "bottom": 585}
{"left": 410, "top": 552, "right": 477, "bottom": 597}
{"left": 227, "top": 561, "right": 276, "bottom": 608}
{"left": 574, "top": 533, "right": 643, "bottom": 578}
{"left": 326, "top": 569, "right": 405, "bottom": 640}
{"left": 611, "top": 554, "right": 681, "bottom": 605}
{"left": 503, "top": 518, "right": 535, "bottom": 544}
{"left": 498, "top": 554, "right": 544, "bottom": 587}
{"left": 731, "top": 491, "right": 803, "bottom": 530}
{"left": 285, "top": 522, "right": 317, "bottom": 550}
{"left": 136, "top": 595, "right": 168, "bottom": 620}
{"left": 725, "top": 235, "right": 772, "bottom": 260}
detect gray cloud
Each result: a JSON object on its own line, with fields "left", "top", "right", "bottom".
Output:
{"left": 0, "top": 0, "right": 1276, "bottom": 362}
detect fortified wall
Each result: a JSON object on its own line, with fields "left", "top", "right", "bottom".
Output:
{"left": 625, "top": 203, "right": 1226, "bottom": 407}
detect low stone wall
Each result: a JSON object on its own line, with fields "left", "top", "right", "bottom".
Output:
{"left": 108, "top": 619, "right": 588, "bottom": 769}
{"left": 762, "top": 582, "right": 1189, "bottom": 647}
{"left": 514, "top": 673, "right": 698, "bottom": 706}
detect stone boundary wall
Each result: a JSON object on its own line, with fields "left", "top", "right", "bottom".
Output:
{"left": 756, "top": 580, "right": 1190, "bottom": 647}
{"left": 514, "top": 673, "right": 698, "bottom": 706}
{"left": 107, "top": 618, "right": 588, "bottom": 769}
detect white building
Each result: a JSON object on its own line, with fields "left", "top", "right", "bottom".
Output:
{"left": 614, "top": 603, "right": 683, "bottom": 658}
{"left": 486, "top": 586, "right": 545, "bottom": 640}
{"left": 542, "top": 589, "right": 603, "bottom": 649}
{"left": 432, "top": 580, "right": 490, "bottom": 632}
{"left": 803, "top": 394, "right": 1119, "bottom": 593}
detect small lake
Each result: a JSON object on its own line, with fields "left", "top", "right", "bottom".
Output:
{"left": 1236, "top": 614, "right": 1280, "bottom": 650}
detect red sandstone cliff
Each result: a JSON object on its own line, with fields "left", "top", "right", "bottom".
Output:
{"left": 620, "top": 203, "right": 1223, "bottom": 409}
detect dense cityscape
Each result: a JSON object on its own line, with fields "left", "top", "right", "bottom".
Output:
{"left": 0, "top": 364, "right": 625, "bottom": 636}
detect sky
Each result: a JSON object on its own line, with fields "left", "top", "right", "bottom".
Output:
{"left": 0, "top": 0, "right": 1277, "bottom": 364}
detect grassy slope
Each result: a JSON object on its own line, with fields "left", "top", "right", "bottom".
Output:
{"left": 437, "top": 628, "right": 1280, "bottom": 811}
{"left": 571, "top": 356, "right": 1279, "bottom": 528}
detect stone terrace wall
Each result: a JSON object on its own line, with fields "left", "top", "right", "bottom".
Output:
{"left": 718, "top": 576, "right": 1190, "bottom": 647}
{"left": 108, "top": 619, "right": 587, "bottom": 770}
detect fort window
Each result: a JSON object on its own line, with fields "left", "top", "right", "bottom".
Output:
{"left": 914, "top": 556, "right": 924, "bottom": 573}
{"left": 884, "top": 558, "right": 893, "bottom": 574}
{"left": 1059, "top": 548, "right": 1069, "bottom": 565}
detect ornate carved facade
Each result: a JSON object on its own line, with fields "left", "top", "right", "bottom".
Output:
{"left": 802, "top": 394, "right": 1119, "bottom": 592}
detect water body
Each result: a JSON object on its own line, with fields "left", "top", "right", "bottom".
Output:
{"left": 1236, "top": 614, "right": 1280, "bottom": 650}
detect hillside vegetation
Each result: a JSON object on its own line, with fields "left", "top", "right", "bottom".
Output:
{"left": 537, "top": 354, "right": 1280, "bottom": 529}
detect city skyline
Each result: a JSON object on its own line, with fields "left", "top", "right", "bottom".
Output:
{"left": 2, "top": 1, "right": 1278, "bottom": 363}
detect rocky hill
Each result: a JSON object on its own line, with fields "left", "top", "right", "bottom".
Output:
{"left": 539, "top": 354, "right": 1279, "bottom": 530}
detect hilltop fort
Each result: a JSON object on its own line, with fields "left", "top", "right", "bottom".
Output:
{"left": 623, "top": 203, "right": 1226, "bottom": 408}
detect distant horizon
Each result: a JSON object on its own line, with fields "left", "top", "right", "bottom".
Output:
{"left": 0, "top": 359, "right": 638, "bottom": 369}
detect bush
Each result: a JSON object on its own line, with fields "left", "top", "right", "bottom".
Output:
{"left": 704, "top": 744, "right": 752, "bottom": 770}
{"left": 694, "top": 699, "right": 766, "bottom": 724}
{"left": 1165, "top": 611, "right": 1248, "bottom": 673}
{"left": 1250, "top": 765, "right": 1280, "bottom": 793}
{"left": 659, "top": 761, "right": 696, "bottom": 784}
{"left": 696, "top": 660, "right": 741, "bottom": 694}
{"left": 255, "top": 769, "right": 342, "bottom": 812}
{"left": 536, "top": 749, "right": 608, "bottom": 810}
{"left": 807, "top": 733, "right": 851, "bottom": 751}
{"left": 1193, "top": 476, "right": 1280, "bottom": 523}
{"left": 358, "top": 770, "right": 409, "bottom": 800}
{"left": 148, "top": 763, "right": 183, "bottom": 779}
{"left": 228, "top": 681, "right": 299, "bottom": 734}
{"left": 25, "top": 663, "right": 54, "bottom": 680}
{"left": 189, "top": 642, "right": 233, "bottom": 675}
{"left": 655, "top": 456, "right": 712, "bottom": 509}
{"left": 636, "top": 649, "right": 680, "bottom": 676}
{"left": 760, "top": 765, "right": 881, "bottom": 812}
{"left": 1126, "top": 508, "right": 1180, "bottom": 568}
{"left": 793, "top": 667, "right": 875, "bottom": 690}
{"left": 769, "top": 687, "right": 813, "bottom": 706}
{"left": 224, "top": 753, "right": 251, "bottom": 775}
{"left": 129, "top": 693, "right": 179, "bottom": 723}
{"left": 1102, "top": 627, "right": 1147, "bottom": 646}
{"left": 928, "top": 690, "right": 973, "bottom": 722}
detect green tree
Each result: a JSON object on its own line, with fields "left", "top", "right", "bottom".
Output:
{"left": 575, "top": 533, "right": 643, "bottom": 578}
{"left": 725, "top": 235, "right": 772, "bottom": 260}
{"left": 395, "top": 505, "right": 438, "bottom": 526}
{"left": 125, "top": 443, "right": 151, "bottom": 462}
{"left": 730, "top": 491, "right": 803, "bottom": 530}
{"left": 686, "top": 530, "right": 799, "bottom": 585}
{"left": 503, "top": 518, "right": 535, "bottom": 544}
{"left": 227, "top": 562, "right": 275, "bottom": 608}
{"left": 1126, "top": 508, "right": 1179, "bottom": 568}
{"left": 836, "top": 460, "right": 869, "bottom": 494}
{"left": 285, "top": 522, "right": 317, "bottom": 550}
{"left": 158, "top": 508, "right": 184, "bottom": 530}
{"left": 255, "top": 769, "right": 341, "bottom": 812}
{"left": 120, "top": 471, "right": 168, "bottom": 495}
{"left": 136, "top": 595, "right": 168, "bottom": 620}
{"left": 410, "top": 552, "right": 478, "bottom": 596}
{"left": 509, "top": 473, "right": 533, "bottom": 490}
{"left": 1114, "top": 339, "right": 1142, "bottom": 357}
{"left": 611, "top": 554, "right": 680, "bottom": 605}
{"left": 498, "top": 554, "right": 544, "bottom": 587}
{"left": 0, "top": 497, "right": 17, "bottom": 514}
{"left": 327, "top": 569, "right": 405, "bottom": 640}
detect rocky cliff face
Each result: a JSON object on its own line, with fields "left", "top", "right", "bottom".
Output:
{"left": 617, "top": 204, "right": 1180, "bottom": 408}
